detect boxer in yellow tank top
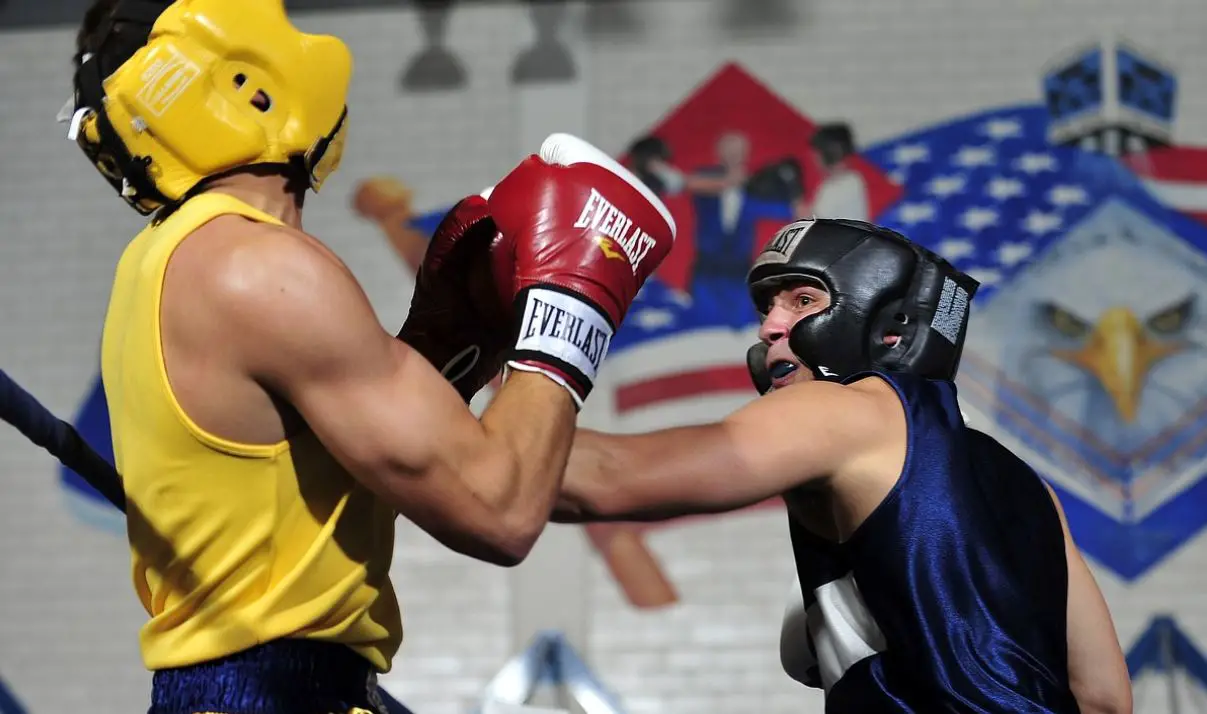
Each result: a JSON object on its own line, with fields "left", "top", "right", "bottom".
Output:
{"left": 62, "top": 0, "right": 616, "bottom": 712}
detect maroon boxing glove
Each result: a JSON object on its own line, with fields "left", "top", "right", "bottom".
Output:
{"left": 487, "top": 133, "right": 677, "bottom": 406}
{"left": 396, "top": 195, "right": 511, "bottom": 403}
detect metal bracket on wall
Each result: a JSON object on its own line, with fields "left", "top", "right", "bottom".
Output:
{"left": 720, "top": 0, "right": 802, "bottom": 36}
{"left": 512, "top": 0, "right": 577, "bottom": 85}
{"left": 583, "top": 0, "right": 641, "bottom": 41}
{"left": 401, "top": 0, "right": 468, "bottom": 92}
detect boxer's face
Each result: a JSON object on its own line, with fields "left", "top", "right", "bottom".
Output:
{"left": 758, "top": 280, "right": 904, "bottom": 389}
{"left": 758, "top": 280, "right": 830, "bottom": 389}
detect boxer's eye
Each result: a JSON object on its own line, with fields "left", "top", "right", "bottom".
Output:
{"left": 1038, "top": 302, "right": 1090, "bottom": 338}
{"left": 1147, "top": 296, "right": 1195, "bottom": 335}
{"left": 791, "top": 286, "right": 825, "bottom": 310}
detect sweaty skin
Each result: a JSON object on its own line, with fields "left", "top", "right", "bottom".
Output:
{"left": 554, "top": 282, "right": 1132, "bottom": 714}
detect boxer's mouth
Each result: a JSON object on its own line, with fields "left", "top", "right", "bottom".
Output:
{"left": 768, "top": 360, "right": 800, "bottom": 387}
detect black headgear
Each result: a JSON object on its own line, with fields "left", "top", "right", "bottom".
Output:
{"left": 747, "top": 218, "right": 979, "bottom": 382}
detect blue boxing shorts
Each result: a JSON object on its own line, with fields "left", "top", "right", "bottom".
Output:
{"left": 148, "top": 639, "right": 415, "bottom": 714}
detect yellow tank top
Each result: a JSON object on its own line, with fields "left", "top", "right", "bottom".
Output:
{"left": 101, "top": 193, "right": 401, "bottom": 672}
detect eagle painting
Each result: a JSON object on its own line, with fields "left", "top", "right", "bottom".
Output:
{"left": 960, "top": 198, "right": 1207, "bottom": 532}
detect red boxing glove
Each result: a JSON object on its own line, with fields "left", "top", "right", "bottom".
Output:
{"left": 487, "top": 133, "right": 677, "bottom": 406}
{"left": 396, "top": 195, "right": 511, "bottom": 403}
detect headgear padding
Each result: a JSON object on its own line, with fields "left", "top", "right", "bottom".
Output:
{"left": 747, "top": 218, "right": 979, "bottom": 381}
{"left": 66, "top": 0, "right": 351, "bottom": 215}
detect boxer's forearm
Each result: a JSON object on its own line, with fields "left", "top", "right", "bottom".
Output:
{"left": 558, "top": 427, "right": 744, "bottom": 523}
{"left": 391, "top": 374, "right": 575, "bottom": 566}
{"left": 471, "top": 372, "right": 579, "bottom": 546}
{"left": 555, "top": 429, "right": 627, "bottom": 522}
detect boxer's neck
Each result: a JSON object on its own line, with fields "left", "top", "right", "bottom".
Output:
{"left": 203, "top": 171, "right": 305, "bottom": 230}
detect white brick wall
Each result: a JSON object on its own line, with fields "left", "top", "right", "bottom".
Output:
{"left": 2, "top": 1, "right": 1207, "bottom": 712}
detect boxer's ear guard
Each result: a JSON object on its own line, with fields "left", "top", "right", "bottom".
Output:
{"left": 61, "top": 0, "right": 352, "bottom": 215}
{"left": 751, "top": 218, "right": 979, "bottom": 382}
{"left": 870, "top": 255, "right": 979, "bottom": 381}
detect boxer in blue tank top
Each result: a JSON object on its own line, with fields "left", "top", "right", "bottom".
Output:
{"left": 555, "top": 218, "right": 1132, "bottom": 713}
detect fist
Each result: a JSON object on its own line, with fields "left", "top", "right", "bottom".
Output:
{"left": 484, "top": 133, "right": 677, "bottom": 405}
{"left": 397, "top": 196, "right": 510, "bottom": 402}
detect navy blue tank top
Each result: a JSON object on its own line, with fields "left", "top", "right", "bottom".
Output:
{"left": 784, "top": 371, "right": 1079, "bottom": 713}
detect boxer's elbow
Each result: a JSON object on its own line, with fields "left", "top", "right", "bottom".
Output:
{"left": 489, "top": 523, "right": 542, "bottom": 567}
{"left": 458, "top": 511, "right": 543, "bottom": 567}
{"left": 479, "top": 502, "right": 546, "bottom": 568}
{"left": 427, "top": 519, "right": 534, "bottom": 568}
{"left": 1071, "top": 679, "right": 1133, "bottom": 714}
{"left": 456, "top": 454, "right": 550, "bottom": 566}
{"left": 412, "top": 489, "right": 542, "bottom": 567}
{"left": 370, "top": 456, "right": 543, "bottom": 567}
{"left": 452, "top": 533, "right": 532, "bottom": 567}
{"left": 1074, "top": 695, "right": 1132, "bottom": 714}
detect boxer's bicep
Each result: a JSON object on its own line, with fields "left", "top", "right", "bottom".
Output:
{"left": 574, "top": 381, "right": 889, "bottom": 519}
{"left": 205, "top": 232, "right": 524, "bottom": 561}
{"left": 717, "top": 380, "right": 897, "bottom": 501}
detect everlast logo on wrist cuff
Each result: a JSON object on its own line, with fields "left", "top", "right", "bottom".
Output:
{"left": 516, "top": 287, "right": 614, "bottom": 380}
{"left": 573, "top": 188, "right": 658, "bottom": 275}
{"left": 522, "top": 297, "right": 609, "bottom": 370}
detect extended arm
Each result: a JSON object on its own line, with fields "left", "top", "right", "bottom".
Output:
{"left": 553, "top": 377, "right": 902, "bottom": 523}
{"left": 213, "top": 225, "right": 574, "bottom": 566}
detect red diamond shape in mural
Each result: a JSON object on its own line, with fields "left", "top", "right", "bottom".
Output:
{"left": 625, "top": 62, "right": 903, "bottom": 292}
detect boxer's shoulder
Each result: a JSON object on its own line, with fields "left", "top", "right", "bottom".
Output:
{"left": 728, "top": 376, "right": 906, "bottom": 501}
{"left": 789, "top": 376, "right": 908, "bottom": 505}
{"left": 778, "top": 373, "right": 905, "bottom": 429}
{"left": 184, "top": 214, "right": 330, "bottom": 263}
{"left": 166, "top": 215, "right": 371, "bottom": 367}
{"left": 841, "top": 371, "right": 904, "bottom": 403}
{"left": 176, "top": 218, "right": 351, "bottom": 305}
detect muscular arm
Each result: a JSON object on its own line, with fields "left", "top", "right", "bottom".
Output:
{"left": 553, "top": 377, "right": 901, "bottom": 523}
{"left": 1044, "top": 484, "right": 1133, "bottom": 714}
{"left": 210, "top": 224, "right": 575, "bottom": 566}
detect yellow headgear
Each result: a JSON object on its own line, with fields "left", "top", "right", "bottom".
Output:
{"left": 65, "top": 0, "right": 352, "bottom": 215}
